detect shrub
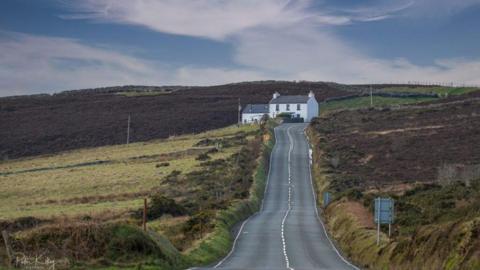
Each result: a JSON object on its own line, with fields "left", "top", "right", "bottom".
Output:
{"left": 330, "top": 153, "right": 340, "bottom": 169}
{"left": 206, "top": 148, "right": 219, "bottom": 154}
{"left": 149, "top": 195, "right": 187, "bottom": 219}
{"left": 163, "top": 170, "right": 182, "bottom": 184}
{"left": 437, "top": 163, "right": 480, "bottom": 187}
{"left": 105, "top": 224, "right": 164, "bottom": 261}
{"left": 182, "top": 210, "right": 215, "bottom": 240}
{"left": 195, "top": 153, "right": 210, "bottom": 161}
{"left": 156, "top": 162, "right": 170, "bottom": 168}
{"left": 276, "top": 112, "right": 292, "bottom": 118}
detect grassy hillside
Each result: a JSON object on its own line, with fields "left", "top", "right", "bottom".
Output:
{"left": 381, "top": 86, "right": 479, "bottom": 96}
{"left": 308, "top": 93, "right": 480, "bottom": 269}
{"left": 320, "top": 96, "right": 436, "bottom": 115}
{"left": 0, "top": 122, "right": 276, "bottom": 269}
{"left": 0, "top": 125, "right": 257, "bottom": 219}
{"left": 320, "top": 86, "right": 480, "bottom": 115}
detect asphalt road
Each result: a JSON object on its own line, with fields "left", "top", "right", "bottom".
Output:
{"left": 195, "top": 124, "right": 358, "bottom": 270}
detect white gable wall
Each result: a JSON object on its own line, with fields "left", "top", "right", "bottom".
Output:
{"left": 306, "top": 97, "right": 319, "bottom": 122}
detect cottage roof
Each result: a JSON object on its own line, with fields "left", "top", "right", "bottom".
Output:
{"left": 269, "top": 95, "right": 309, "bottom": 104}
{"left": 242, "top": 104, "right": 269, "bottom": 114}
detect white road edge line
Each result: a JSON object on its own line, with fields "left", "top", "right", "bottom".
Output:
{"left": 303, "top": 127, "right": 361, "bottom": 270}
{"left": 212, "top": 126, "right": 278, "bottom": 269}
{"left": 282, "top": 125, "right": 295, "bottom": 270}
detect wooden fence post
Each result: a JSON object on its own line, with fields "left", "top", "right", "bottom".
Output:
{"left": 2, "top": 230, "right": 14, "bottom": 267}
{"left": 143, "top": 198, "right": 147, "bottom": 231}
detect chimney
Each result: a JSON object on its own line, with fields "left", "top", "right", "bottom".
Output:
{"left": 273, "top": 92, "right": 280, "bottom": 99}
{"left": 308, "top": 91, "right": 315, "bottom": 98}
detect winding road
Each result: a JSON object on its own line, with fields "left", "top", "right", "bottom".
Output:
{"left": 195, "top": 124, "right": 359, "bottom": 270}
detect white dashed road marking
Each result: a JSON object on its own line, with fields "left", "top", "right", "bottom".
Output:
{"left": 281, "top": 126, "right": 295, "bottom": 270}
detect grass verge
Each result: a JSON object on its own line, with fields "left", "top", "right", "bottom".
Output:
{"left": 183, "top": 120, "right": 276, "bottom": 267}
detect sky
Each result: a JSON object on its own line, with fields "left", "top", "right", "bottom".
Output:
{"left": 1, "top": 0, "right": 480, "bottom": 96}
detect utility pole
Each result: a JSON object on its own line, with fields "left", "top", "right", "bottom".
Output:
{"left": 126, "top": 114, "right": 131, "bottom": 145}
{"left": 377, "top": 199, "right": 380, "bottom": 245}
{"left": 237, "top": 98, "right": 241, "bottom": 127}
{"left": 370, "top": 85, "right": 373, "bottom": 108}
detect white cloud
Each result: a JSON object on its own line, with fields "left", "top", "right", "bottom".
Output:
{"left": 0, "top": 32, "right": 165, "bottom": 95}
{"left": 233, "top": 24, "right": 480, "bottom": 85}
{"left": 0, "top": 32, "right": 276, "bottom": 96}
{"left": 2, "top": 0, "right": 480, "bottom": 96}
{"left": 62, "top": 0, "right": 354, "bottom": 40}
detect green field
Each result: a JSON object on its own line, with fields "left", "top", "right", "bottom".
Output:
{"left": 0, "top": 125, "right": 258, "bottom": 219}
{"left": 320, "top": 96, "right": 436, "bottom": 115}
{"left": 381, "top": 86, "right": 479, "bottom": 96}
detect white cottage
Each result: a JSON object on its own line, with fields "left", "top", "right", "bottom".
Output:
{"left": 241, "top": 91, "right": 319, "bottom": 123}
{"left": 241, "top": 104, "right": 269, "bottom": 124}
{"left": 269, "top": 91, "right": 318, "bottom": 122}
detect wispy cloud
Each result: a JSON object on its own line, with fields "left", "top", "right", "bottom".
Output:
{"left": 0, "top": 32, "right": 272, "bottom": 96}
{"left": 324, "top": 0, "right": 415, "bottom": 23}
{"left": 62, "top": 0, "right": 480, "bottom": 85}
{"left": 2, "top": 0, "right": 480, "bottom": 96}
{"left": 0, "top": 32, "right": 162, "bottom": 95}
{"left": 62, "top": 0, "right": 354, "bottom": 40}
{"left": 233, "top": 24, "right": 480, "bottom": 85}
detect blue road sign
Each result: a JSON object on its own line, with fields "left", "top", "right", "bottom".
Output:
{"left": 323, "top": 192, "right": 331, "bottom": 207}
{"left": 374, "top": 198, "right": 394, "bottom": 224}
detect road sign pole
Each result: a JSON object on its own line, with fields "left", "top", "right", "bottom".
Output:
{"left": 377, "top": 199, "right": 380, "bottom": 245}
{"left": 388, "top": 223, "right": 391, "bottom": 238}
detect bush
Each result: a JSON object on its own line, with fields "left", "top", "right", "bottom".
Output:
{"left": 163, "top": 170, "right": 182, "bottom": 184}
{"left": 195, "top": 153, "right": 210, "bottom": 161}
{"left": 437, "top": 163, "right": 480, "bottom": 187}
{"left": 330, "top": 153, "right": 340, "bottom": 169}
{"left": 276, "top": 112, "right": 292, "bottom": 118}
{"left": 182, "top": 211, "right": 215, "bottom": 240}
{"left": 156, "top": 162, "right": 170, "bottom": 168}
{"left": 149, "top": 195, "right": 187, "bottom": 219}
{"left": 106, "top": 224, "right": 164, "bottom": 261}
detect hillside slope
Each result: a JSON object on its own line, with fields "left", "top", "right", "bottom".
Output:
{"left": 0, "top": 81, "right": 348, "bottom": 160}
{"left": 0, "top": 122, "right": 275, "bottom": 269}
{"left": 308, "top": 93, "right": 480, "bottom": 269}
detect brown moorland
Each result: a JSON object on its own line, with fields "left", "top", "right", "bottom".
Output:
{"left": 0, "top": 81, "right": 349, "bottom": 160}
{"left": 311, "top": 97, "right": 480, "bottom": 189}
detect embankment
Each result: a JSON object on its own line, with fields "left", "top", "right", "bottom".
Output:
{"left": 307, "top": 126, "right": 480, "bottom": 270}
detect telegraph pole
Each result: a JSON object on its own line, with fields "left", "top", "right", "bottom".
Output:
{"left": 377, "top": 199, "right": 380, "bottom": 245}
{"left": 370, "top": 85, "right": 373, "bottom": 108}
{"left": 237, "top": 98, "right": 241, "bottom": 127}
{"left": 126, "top": 114, "right": 131, "bottom": 145}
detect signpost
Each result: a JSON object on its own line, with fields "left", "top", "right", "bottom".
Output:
{"left": 323, "top": 192, "right": 331, "bottom": 208}
{"left": 374, "top": 197, "right": 394, "bottom": 245}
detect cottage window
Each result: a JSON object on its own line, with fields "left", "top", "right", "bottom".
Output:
{"left": 276, "top": 104, "right": 279, "bottom": 111}
{"left": 286, "top": 104, "right": 290, "bottom": 111}
{"left": 297, "top": 104, "right": 301, "bottom": 110}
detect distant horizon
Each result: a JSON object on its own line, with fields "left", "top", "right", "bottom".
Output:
{"left": 2, "top": 80, "right": 479, "bottom": 98}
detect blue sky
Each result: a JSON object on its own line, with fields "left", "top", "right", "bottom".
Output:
{"left": 1, "top": 0, "right": 479, "bottom": 96}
